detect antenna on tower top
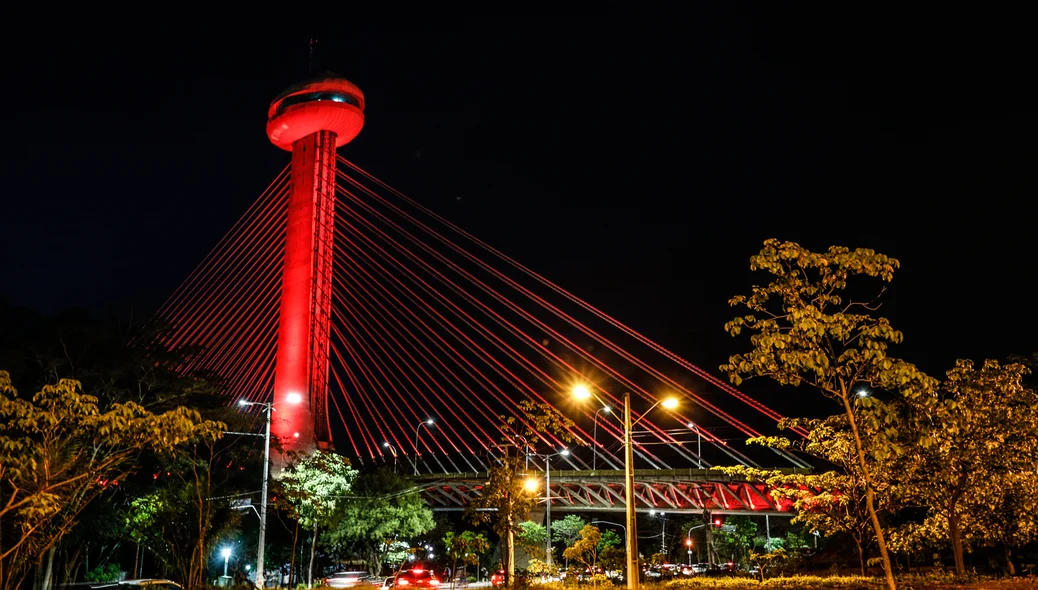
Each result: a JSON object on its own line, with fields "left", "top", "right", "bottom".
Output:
{"left": 308, "top": 38, "right": 317, "bottom": 75}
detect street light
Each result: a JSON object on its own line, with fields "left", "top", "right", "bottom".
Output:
{"left": 414, "top": 418, "right": 435, "bottom": 476}
{"left": 686, "top": 524, "right": 708, "bottom": 566}
{"left": 592, "top": 406, "right": 611, "bottom": 471}
{"left": 686, "top": 422, "right": 703, "bottom": 469}
{"left": 238, "top": 391, "right": 302, "bottom": 588}
{"left": 383, "top": 442, "right": 398, "bottom": 471}
{"left": 530, "top": 448, "right": 569, "bottom": 566}
{"left": 573, "top": 385, "right": 678, "bottom": 590}
{"left": 221, "top": 546, "right": 232, "bottom": 577}
{"left": 649, "top": 510, "right": 668, "bottom": 555}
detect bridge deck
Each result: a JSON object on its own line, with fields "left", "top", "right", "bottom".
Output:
{"left": 416, "top": 468, "right": 810, "bottom": 516}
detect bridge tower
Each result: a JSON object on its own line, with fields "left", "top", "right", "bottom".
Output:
{"left": 266, "top": 74, "right": 365, "bottom": 469}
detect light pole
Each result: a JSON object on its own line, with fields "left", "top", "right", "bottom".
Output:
{"left": 592, "top": 406, "right": 611, "bottom": 471}
{"left": 686, "top": 422, "right": 702, "bottom": 469}
{"left": 238, "top": 391, "right": 301, "bottom": 588}
{"left": 573, "top": 385, "right": 678, "bottom": 590}
{"left": 686, "top": 524, "right": 707, "bottom": 566}
{"left": 221, "top": 546, "right": 232, "bottom": 577}
{"left": 649, "top": 510, "right": 668, "bottom": 556}
{"left": 383, "top": 442, "right": 398, "bottom": 471}
{"left": 528, "top": 449, "right": 570, "bottom": 566}
{"left": 414, "top": 418, "right": 434, "bottom": 476}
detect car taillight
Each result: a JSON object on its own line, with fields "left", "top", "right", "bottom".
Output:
{"left": 397, "top": 580, "right": 409, "bottom": 586}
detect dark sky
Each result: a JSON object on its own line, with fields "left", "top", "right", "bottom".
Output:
{"left": 1, "top": 9, "right": 1035, "bottom": 394}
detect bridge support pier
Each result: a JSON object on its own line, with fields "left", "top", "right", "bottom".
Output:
{"left": 271, "top": 129, "right": 338, "bottom": 472}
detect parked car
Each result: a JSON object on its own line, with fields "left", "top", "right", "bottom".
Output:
{"left": 489, "top": 570, "right": 506, "bottom": 588}
{"left": 325, "top": 571, "right": 372, "bottom": 588}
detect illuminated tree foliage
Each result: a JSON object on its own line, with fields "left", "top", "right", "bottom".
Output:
{"left": 326, "top": 468, "right": 434, "bottom": 575}
{"left": 442, "top": 531, "right": 490, "bottom": 589}
{"left": 724, "top": 414, "right": 896, "bottom": 576}
{"left": 466, "top": 452, "right": 537, "bottom": 582}
{"left": 0, "top": 371, "right": 222, "bottom": 590}
{"left": 516, "top": 521, "right": 547, "bottom": 560}
{"left": 469, "top": 401, "right": 580, "bottom": 583}
{"left": 892, "top": 360, "right": 1038, "bottom": 575}
{"left": 561, "top": 525, "right": 602, "bottom": 590}
{"left": 723, "top": 239, "right": 937, "bottom": 590}
{"left": 281, "top": 450, "right": 357, "bottom": 587}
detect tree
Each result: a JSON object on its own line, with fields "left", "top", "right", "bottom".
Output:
{"left": 0, "top": 372, "right": 222, "bottom": 590}
{"left": 469, "top": 400, "right": 580, "bottom": 583}
{"left": 711, "top": 516, "right": 757, "bottom": 566}
{"left": 722, "top": 239, "right": 937, "bottom": 590}
{"left": 327, "top": 468, "right": 435, "bottom": 575}
{"left": 467, "top": 453, "right": 538, "bottom": 582}
{"left": 562, "top": 525, "right": 602, "bottom": 590}
{"left": 281, "top": 450, "right": 357, "bottom": 587}
{"left": 550, "top": 515, "right": 585, "bottom": 569}
{"left": 894, "top": 359, "right": 1038, "bottom": 575}
{"left": 443, "top": 531, "right": 490, "bottom": 589}
{"left": 598, "top": 530, "right": 621, "bottom": 551}
{"left": 723, "top": 414, "right": 894, "bottom": 576}
{"left": 516, "top": 522, "right": 547, "bottom": 560}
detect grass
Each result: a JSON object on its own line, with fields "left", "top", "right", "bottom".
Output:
{"left": 525, "top": 573, "right": 1038, "bottom": 590}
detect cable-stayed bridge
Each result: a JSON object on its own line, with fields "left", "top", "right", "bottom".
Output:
{"left": 152, "top": 73, "right": 811, "bottom": 515}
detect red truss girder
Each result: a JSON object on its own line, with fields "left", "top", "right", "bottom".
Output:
{"left": 420, "top": 473, "right": 802, "bottom": 515}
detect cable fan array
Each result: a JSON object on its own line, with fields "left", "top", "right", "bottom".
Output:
{"left": 154, "top": 159, "right": 810, "bottom": 474}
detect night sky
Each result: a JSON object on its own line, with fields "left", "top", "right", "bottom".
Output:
{"left": 2, "top": 10, "right": 1035, "bottom": 416}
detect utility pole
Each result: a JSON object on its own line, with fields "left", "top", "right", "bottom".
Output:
{"left": 257, "top": 402, "right": 272, "bottom": 587}
{"left": 624, "top": 392, "right": 638, "bottom": 590}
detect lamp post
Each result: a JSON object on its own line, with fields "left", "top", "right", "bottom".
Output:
{"left": 649, "top": 510, "right": 668, "bottom": 556}
{"left": 529, "top": 449, "right": 569, "bottom": 566}
{"left": 592, "top": 406, "right": 611, "bottom": 471}
{"left": 383, "top": 442, "right": 398, "bottom": 471}
{"left": 414, "top": 418, "right": 434, "bottom": 476}
{"left": 686, "top": 524, "right": 707, "bottom": 566}
{"left": 238, "top": 391, "right": 301, "bottom": 588}
{"left": 221, "top": 546, "right": 232, "bottom": 577}
{"left": 686, "top": 422, "right": 702, "bottom": 469}
{"left": 573, "top": 385, "right": 677, "bottom": 590}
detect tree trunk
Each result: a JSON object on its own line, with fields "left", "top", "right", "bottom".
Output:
{"left": 840, "top": 390, "right": 897, "bottom": 590}
{"left": 1004, "top": 545, "right": 1015, "bottom": 576}
{"left": 41, "top": 546, "right": 56, "bottom": 590}
{"left": 505, "top": 516, "right": 515, "bottom": 583}
{"left": 855, "top": 539, "right": 865, "bottom": 577}
{"left": 307, "top": 524, "right": 318, "bottom": 588}
{"left": 949, "top": 512, "right": 965, "bottom": 576}
{"left": 289, "top": 521, "right": 300, "bottom": 589}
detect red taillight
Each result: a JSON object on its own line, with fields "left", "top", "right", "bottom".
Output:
{"left": 397, "top": 580, "right": 410, "bottom": 586}
{"left": 413, "top": 569, "right": 424, "bottom": 574}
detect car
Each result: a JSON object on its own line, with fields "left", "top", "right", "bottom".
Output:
{"left": 489, "top": 570, "right": 506, "bottom": 588}
{"left": 392, "top": 568, "right": 440, "bottom": 589}
{"left": 91, "top": 581, "right": 183, "bottom": 590}
{"left": 325, "top": 571, "right": 372, "bottom": 588}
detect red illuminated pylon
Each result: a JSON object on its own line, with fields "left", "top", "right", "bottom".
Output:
{"left": 266, "top": 75, "right": 365, "bottom": 470}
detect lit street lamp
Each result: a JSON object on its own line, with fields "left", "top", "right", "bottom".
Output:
{"left": 686, "top": 524, "right": 708, "bottom": 565}
{"left": 237, "top": 391, "right": 302, "bottom": 588}
{"left": 414, "top": 418, "right": 434, "bottom": 475}
{"left": 221, "top": 546, "right": 232, "bottom": 577}
{"left": 527, "top": 448, "right": 570, "bottom": 566}
{"left": 686, "top": 422, "right": 703, "bottom": 469}
{"left": 573, "top": 384, "right": 678, "bottom": 590}
{"left": 592, "top": 406, "right": 611, "bottom": 471}
{"left": 383, "top": 442, "right": 398, "bottom": 471}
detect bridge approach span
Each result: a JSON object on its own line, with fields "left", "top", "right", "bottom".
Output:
{"left": 416, "top": 468, "right": 811, "bottom": 516}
